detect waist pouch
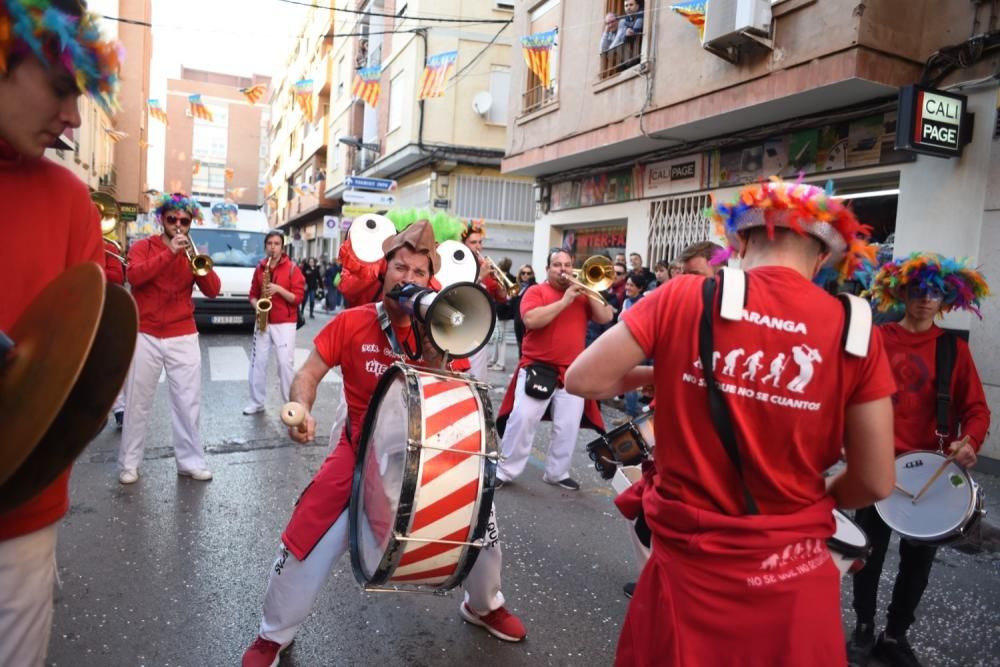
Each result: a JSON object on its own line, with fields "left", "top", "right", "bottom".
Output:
{"left": 524, "top": 363, "right": 559, "bottom": 399}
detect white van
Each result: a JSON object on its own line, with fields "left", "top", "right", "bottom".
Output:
{"left": 189, "top": 201, "right": 271, "bottom": 328}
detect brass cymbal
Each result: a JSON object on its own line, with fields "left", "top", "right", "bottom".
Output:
{"left": 0, "top": 263, "right": 105, "bottom": 491}
{"left": 0, "top": 283, "right": 138, "bottom": 512}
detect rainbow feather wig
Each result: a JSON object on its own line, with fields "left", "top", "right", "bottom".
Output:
{"left": 707, "top": 177, "right": 875, "bottom": 282}
{"left": 866, "top": 253, "right": 991, "bottom": 318}
{"left": 1, "top": 0, "right": 122, "bottom": 113}
{"left": 154, "top": 193, "right": 204, "bottom": 222}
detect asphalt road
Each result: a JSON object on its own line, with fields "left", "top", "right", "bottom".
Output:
{"left": 46, "top": 313, "right": 1000, "bottom": 666}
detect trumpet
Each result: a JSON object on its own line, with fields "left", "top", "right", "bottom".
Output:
{"left": 485, "top": 257, "right": 520, "bottom": 298}
{"left": 103, "top": 237, "right": 129, "bottom": 267}
{"left": 563, "top": 255, "right": 616, "bottom": 310}
{"left": 183, "top": 232, "right": 214, "bottom": 276}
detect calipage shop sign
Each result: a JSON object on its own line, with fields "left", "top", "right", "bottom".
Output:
{"left": 895, "top": 85, "right": 971, "bottom": 158}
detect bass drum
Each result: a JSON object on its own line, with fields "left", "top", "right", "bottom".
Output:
{"left": 349, "top": 363, "right": 497, "bottom": 590}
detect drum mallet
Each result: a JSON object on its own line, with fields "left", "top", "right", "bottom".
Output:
{"left": 911, "top": 436, "right": 969, "bottom": 504}
{"left": 280, "top": 401, "right": 310, "bottom": 435}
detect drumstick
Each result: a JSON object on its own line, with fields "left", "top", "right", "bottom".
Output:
{"left": 280, "top": 401, "right": 309, "bottom": 434}
{"left": 894, "top": 483, "right": 914, "bottom": 499}
{"left": 911, "top": 436, "right": 969, "bottom": 504}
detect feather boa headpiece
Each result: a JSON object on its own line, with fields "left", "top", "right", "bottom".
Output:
{"left": 866, "top": 253, "right": 990, "bottom": 318}
{"left": 154, "top": 193, "right": 203, "bottom": 222}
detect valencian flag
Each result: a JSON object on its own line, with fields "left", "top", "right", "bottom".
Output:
{"left": 417, "top": 50, "right": 458, "bottom": 100}
{"left": 294, "top": 79, "right": 315, "bottom": 121}
{"left": 188, "top": 94, "right": 213, "bottom": 122}
{"left": 352, "top": 66, "right": 382, "bottom": 107}
{"left": 104, "top": 127, "right": 127, "bottom": 143}
{"left": 671, "top": 1, "right": 707, "bottom": 39}
{"left": 521, "top": 29, "right": 557, "bottom": 88}
{"left": 192, "top": 159, "right": 201, "bottom": 176}
{"left": 225, "top": 167, "right": 235, "bottom": 182}
{"left": 147, "top": 99, "right": 168, "bottom": 124}
{"left": 240, "top": 83, "right": 267, "bottom": 105}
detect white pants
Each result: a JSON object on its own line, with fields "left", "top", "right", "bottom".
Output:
{"left": 498, "top": 368, "right": 584, "bottom": 482}
{"left": 119, "top": 332, "right": 207, "bottom": 473}
{"left": 247, "top": 322, "right": 296, "bottom": 410}
{"left": 111, "top": 387, "right": 125, "bottom": 414}
{"left": 489, "top": 319, "right": 510, "bottom": 368}
{"left": 258, "top": 505, "right": 504, "bottom": 645}
{"left": 467, "top": 346, "right": 490, "bottom": 383}
{"left": 0, "top": 523, "right": 58, "bottom": 667}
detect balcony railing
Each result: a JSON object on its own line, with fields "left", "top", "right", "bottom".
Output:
{"left": 522, "top": 79, "right": 558, "bottom": 115}
{"left": 598, "top": 36, "right": 642, "bottom": 81}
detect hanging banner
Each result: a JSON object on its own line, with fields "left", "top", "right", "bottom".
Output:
{"left": 147, "top": 99, "right": 168, "bottom": 125}
{"left": 670, "top": 1, "right": 707, "bottom": 39}
{"left": 352, "top": 66, "right": 382, "bottom": 107}
{"left": 188, "top": 94, "right": 213, "bottom": 122}
{"left": 240, "top": 83, "right": 267, "bottom": 105}
{"left": 104, "top": 127, "right": 128, "bottom": 143}
{"left": 521, "top": 29, "right": 557, "bottom": 88}
{"left": 417, "top": 50, "right": 458, "bottom": 100}
{"left": 294, "top": 79, "right": 315, "bottom": 121}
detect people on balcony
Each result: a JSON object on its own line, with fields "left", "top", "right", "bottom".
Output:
{"left": 610, "top": 0, "right": 644, "bottom": 50}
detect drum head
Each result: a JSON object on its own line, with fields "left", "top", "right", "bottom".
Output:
{"left": 876, "top": 451, "right": 976, "bottom": 542}
{"left": 829, "top": 509, "right": 868, "bottom": 557}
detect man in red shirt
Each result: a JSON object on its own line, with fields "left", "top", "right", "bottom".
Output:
{"left": 566, "top": 179, "right": 897, "bottom": 666}
{"left": 243, "top": 230, "right": 305, "bottom": 415}
{"left": 0, "top": 2, "right": 121, "bottom": 663}
{"left": 495, "top": 248, "right": 614, "bottom": 490}
{"left": 847, "top": 253, "right": 990, "bottom": 667}
{"left": 117, "top": 193, "right": 221, "bottom": 485}
{"left": 242, "top": 221, "right": 525, "bottom": 667}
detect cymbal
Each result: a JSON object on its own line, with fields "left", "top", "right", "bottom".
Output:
{"left": 0, "top": 263, "right": 105, "bottom": 490}
{"left": 0, "top": 283, "right": 138, "bottom": 512}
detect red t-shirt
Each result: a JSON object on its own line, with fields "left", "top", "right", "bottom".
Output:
{"left": 1, "top": 144, "right": 102, "bottom": 540}
{"left": 622, "top": 267, "right": 897, "bottom": 516}
{"left": 127, "top": 235, "right": 222, "bottom": 337}
{"left": 880, "top": 323, "right": 990, "bottom": 453}
{"left": 249, "top": 254, "right": 305, "bottom": 325}
{"left": 519, "top": 282, "right": 591, "bottom": 368}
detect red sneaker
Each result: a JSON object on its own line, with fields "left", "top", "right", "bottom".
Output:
{"left": 242, "top": 636, "right": 287, "bottom": 667}
{"left": 460, "top": 602, "right": 526, "bottom": 642}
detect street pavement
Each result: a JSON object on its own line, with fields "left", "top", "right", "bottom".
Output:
{"left": 47, "top": 311, "right": 1000, "bottom": 666}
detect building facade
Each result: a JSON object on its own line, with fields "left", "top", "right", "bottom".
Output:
{"left": 502, "top": 0, "right": 1000, "bottom": 466}
{"left": 113, "top": 0, "right": 152, "bottom": 221}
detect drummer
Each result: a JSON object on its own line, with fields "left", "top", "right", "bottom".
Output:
{"left": 241, "top": 221, "right": 525, "bottom": 667}
{"left": 846, "top": 253, "right": 990, "bottom": 667}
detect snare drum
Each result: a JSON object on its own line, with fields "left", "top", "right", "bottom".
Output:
{"left": 586, "top": 411, "right": 655, "bottom": 479}
{"left": 827, "top": 509, "right": 870, "bottom": 577}
{"left": 349, "top": 363, "right": 497, "bottom": 591}
{"left": 876, "top": 450, "right": 984, "bottom": 545}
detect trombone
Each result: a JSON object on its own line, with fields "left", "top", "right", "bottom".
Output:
{"left": 562, "top": 255, "right": 616, "bottom": 310}
{"left": 485, "top": 257, "right": 520, "bottom": 298}
{"left": 183, "top": 232, "right": 214, "bottom": 276}
{"left": 92, "top": 191, "right": 128, "bottom": 267}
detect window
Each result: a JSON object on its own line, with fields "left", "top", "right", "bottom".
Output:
{"left": 522, "top": 0, "right": 559, "bottom": 114}
{"left": 598, "top": 0, "right": 644, "bottom": 81}
{"left": 388, "top": 70, "right": 406, "bottom": 132}
{"left": 336, "top": 56, "right": 346, "bottom": 99}
{"left": 488, "top": 66, "right": 510, "bottom": 124}
{"left": 331, "top": 128, "right": 341, "bottom": 169}
{"left": 647, "top": 194, "right": 713, "bottom": 269}
{"left": 453, "top": 175, "right": 534, "bottom": 223}
{"left": 191, "top": 161, "right": 228, "bottom": 198}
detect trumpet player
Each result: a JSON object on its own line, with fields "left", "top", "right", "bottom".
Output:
{"left": 118, "top": 193, "right": 220, "bottom": 485}
{"left": 244, "top": 231, "right": 304, "bottom": 415}
{"left": 461, "top": 219, "right": 509, "bottom": 380}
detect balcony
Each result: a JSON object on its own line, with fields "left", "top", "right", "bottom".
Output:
{"left": 522, "top": 79, "right": 558, "bottom": 115}
{"left": 598, "top": 36, "right": 642, "bottom": 81}
{"left": 97, "top": 167, "right": 117, "bottom": 196}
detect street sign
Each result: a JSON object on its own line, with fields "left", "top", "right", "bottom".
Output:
{"left": 342, "top": 204, "right": 386, "bottom": 218}
{"left": 344, "top": 176, "right": 397, "bottom": 192}
{"left": 343, "top": 190, "right": 398, "bottom": 206}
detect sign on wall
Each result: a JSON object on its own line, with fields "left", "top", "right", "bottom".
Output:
{"left": 895, "top": 85, "right": 971, "bottom": 158}
{"left": 642, "top": 155, "right": 706, "bottom": 198}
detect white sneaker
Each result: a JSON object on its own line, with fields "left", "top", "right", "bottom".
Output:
{"left": 179, "top": 468, "right": 213, "bottom": 481}
{"left": 489, "top": 364, "right": 505, "bottom": 371}
{"left": 119, "top": 469, "right": 139, "bottom": 485}
{"left": 242, "top": 404, "right": 265, "bottom": 415}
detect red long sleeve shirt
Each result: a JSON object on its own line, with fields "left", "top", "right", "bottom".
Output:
{"left": 103, "top": 239, "right": 126, "bottom": 285}
{"left": 1, "top": 142, "right": 102, "bottom": 540}
{"left": 249, "top": 254, "right": 305, "bottom": 324}
{"left": 127, "top": 234, "right": 221, "bottom": 337}
{"left": 881, "top": 323, "right": 990, "bottom": 453}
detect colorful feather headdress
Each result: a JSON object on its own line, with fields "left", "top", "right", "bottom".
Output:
{"left": 707, "top": 176, "right": 875, "bottom": 281}
{"left": 0, "top": 0, "right": 123, "bottom": 113}
{"left": 154, "top": 192, "right": 203, "bottom": 222}
{"left": 866, "top": 253, "right": 990, "bottom": 318}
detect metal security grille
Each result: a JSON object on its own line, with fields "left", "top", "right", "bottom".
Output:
{"left": 453, "top": 175, "right": 535, "bottom": 223}
{"left": 647, "top": 193, "right": 712, "bottom": 265}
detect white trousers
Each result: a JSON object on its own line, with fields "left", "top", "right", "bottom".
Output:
{"left": 498, "top": 368, "right": 584, "bottom": 482}
{"left": 489, "top": 319, "right": 510, "bottom": 368}
{"left": 119, "top": 333, "right": 207, "bottom": 473}
{"left": 0, "top": 523, "right": 58, "bottom": 667}
{"left": 111, "top": 387, "right": 125, "bottom": 414}
{"left": 258, "top": 505, "right": 504, "bottom": 646}
{"left": 247, "top": 322, "right": 297, "bottom": 409}
{"left": 467, "top": 346, "right": 490, "bottom": 383}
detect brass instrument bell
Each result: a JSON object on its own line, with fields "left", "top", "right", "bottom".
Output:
{"left": 564, "top": 255, "right": 616, "bottom": 310}
{"left": 184, "top": 233, "right": 214, "bottom": 276}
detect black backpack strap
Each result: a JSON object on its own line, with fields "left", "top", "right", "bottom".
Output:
{"left": 700, "top": 277, "right": 759, "bottom": 515}
{"left": 935, "top": 331, "right": 958, "bottom": 449}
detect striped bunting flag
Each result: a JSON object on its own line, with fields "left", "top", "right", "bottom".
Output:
{"left": 188, "top": 94, "right": 214, "bottom": 122}
{"left": 520, "top": 29, "right": 557, "bottom": 89}
{"left": 352, "top": 66, "right": 382, "bottom": 107}
{"left": 294, "top": 79, "right": 315, "bottom": 122}
{"left": 417, "top": 50, "right": 458, "bottom": 100}
{"left": 147, "top": 99, "right": 168, "bottom": 125}
{"left": 239, "top": 83, "right": 267, "bottom": 105}
{"left": 671, "top": 1, "right": 707, "bottom": 39}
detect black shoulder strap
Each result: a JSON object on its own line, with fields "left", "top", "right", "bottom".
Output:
{"left": 699, "top": 277, "right": 759, "bottom": 515}
{"left": 935, "top": 332, "right": 958, "bottom": 443}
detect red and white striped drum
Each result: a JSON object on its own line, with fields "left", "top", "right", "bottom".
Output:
{"left": 349, "top": 362, "right": 497, "bottom": 591}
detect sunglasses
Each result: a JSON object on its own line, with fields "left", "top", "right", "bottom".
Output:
{"left": 165, "top": 214, "right": 192, "bottom": 226}
{"left": 907, "top": 284, "right": 944, "bottom": 301}
{"left": 614, "top": 270, "right": 626, "bottom": 276}
{"left": 520, "top": 271, "right": 533, "bottom": 275}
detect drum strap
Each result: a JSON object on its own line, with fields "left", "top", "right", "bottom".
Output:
{"left": 700, "top": 276, "right": 760, "bottom": 515}
{"left": 935, "top": 332, "right": 958, "bottom": 446}
{"left": 375, "top": 302, "right": 420, "bottom": 361}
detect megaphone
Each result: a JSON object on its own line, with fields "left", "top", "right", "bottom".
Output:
{"left": 387, "top": 281, "right": 496, "bottom": 359}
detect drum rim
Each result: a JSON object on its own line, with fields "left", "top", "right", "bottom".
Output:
{"left": 827, "top": 509, "right": 870, "bottom": 558}
{"left": 875, "top": 450, "right": 978, "bottom": 543}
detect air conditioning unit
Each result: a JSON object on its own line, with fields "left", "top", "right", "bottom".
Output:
{"left": 703, "top": 0, "right": 773, "bottom": 63}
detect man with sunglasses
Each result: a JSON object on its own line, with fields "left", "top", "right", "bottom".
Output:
{"left": 847, "top": 253, "right": 990, "bottom": 667}
{"left": 117, "top": 193, "right": 221, "bottom": 485}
